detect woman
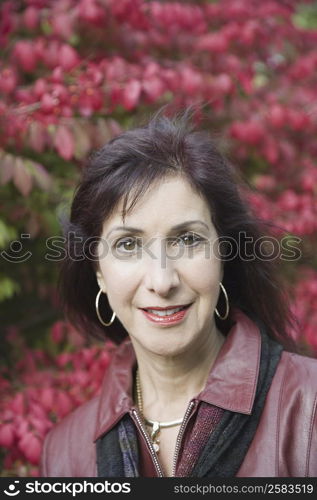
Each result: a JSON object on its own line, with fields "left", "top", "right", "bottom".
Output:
{"left": 40, "top": 110, "right": 317, "bottom": 477}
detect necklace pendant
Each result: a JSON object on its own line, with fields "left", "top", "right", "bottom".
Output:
{"left": 150, "top": 421, "right": 160, "bottom": 442}
{"left": 153, "top": 442, "right": 160, "bottom": 453}
{"left": 150, "top": 421, "right": 160, "bottom": 453}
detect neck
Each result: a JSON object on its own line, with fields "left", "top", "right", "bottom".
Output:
{"left": 132, "top": 323, "right": 225, "bottom": 421}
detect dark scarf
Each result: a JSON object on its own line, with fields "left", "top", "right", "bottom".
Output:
{"left": 96, "top": 320, "right": 283, "bottom": 477}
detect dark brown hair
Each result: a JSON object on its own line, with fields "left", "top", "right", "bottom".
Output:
{"left": 58, "top": 108, "right": 297, "bottom": 349}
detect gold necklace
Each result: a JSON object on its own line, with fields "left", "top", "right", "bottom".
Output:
{"left": 135, "top": 368, "right": 183, "bottom": 453}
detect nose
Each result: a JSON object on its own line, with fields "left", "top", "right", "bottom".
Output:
{"left": 143, "top": 239, "right": 180, "bottom": 296}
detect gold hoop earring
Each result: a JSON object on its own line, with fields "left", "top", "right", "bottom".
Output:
{"left": 215, "top": 282, "right": 229, "bottom": 320}
{"left": 95, "top": 289, "right": 116, "bottom": 326}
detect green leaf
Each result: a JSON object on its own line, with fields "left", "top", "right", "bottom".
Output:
{"left": 0, "top": 277, "right": 20, "bottom": 302}
{"left": 41, "top": 20, "right": 53, "bottom": 35}
{"left": 293, "top": 4, "right": 317, "bottom": 30}
{"left": 69, "top": 34, "right": 80, "bottom": 46}
{"left": 0, "top": 220, "right": 18, "bottom": 248}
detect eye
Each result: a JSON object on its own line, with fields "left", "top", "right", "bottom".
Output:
{"left": 115, "top": 237, "right": 141, "bottom": 253}
{"left": 174, "top": 232, "right": 204, "bottom": 247}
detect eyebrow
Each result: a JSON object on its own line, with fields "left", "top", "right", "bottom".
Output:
{"left": 106, "top": 220, "right": 210, "bottom": 238}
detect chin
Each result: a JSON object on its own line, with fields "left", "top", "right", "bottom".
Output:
{"left": 135, "top": 335, "right": 192, "bottom": 358}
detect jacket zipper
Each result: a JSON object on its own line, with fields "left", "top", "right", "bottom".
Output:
{"left": 131, "top": 400, "right": 196, "bottom": 477}
{"left": 131, "top": 409, "right": 164, "bottom": 477}
{"left": 172, "top": 400, "right": 195, "bottom": 477}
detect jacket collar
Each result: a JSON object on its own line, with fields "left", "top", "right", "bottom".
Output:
{"left": 93, "top": 309, "right": 261, "bottom": 441}
{"left": 198, "top": 309, "right": 261, "bottom": 414}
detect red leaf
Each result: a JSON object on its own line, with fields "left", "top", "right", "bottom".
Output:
{"left": 122, "top": 79, "right": 141, "bottom": 110}
{"left": 18, "top": 432, "right": 42, "bottom": 465}
{"left": 23, "top": 7, "right": 40, "bottom": 30}
{"left": 29, "top": 416, "right": 50, "bottom": 437}
{"left": 55, "top": 391, "right": 74, "bottom": 417}
{"left": 54, "top": 125, "right": 74, "bottom": 160}
{"left": 142, "top": 76, "right": 165, "bottom": 102}
{"left": 196, "top": 32, "right": 229, "bottom": 52}
{"left": 0, "top": 67, "right": 17, "bottom": 94}
{"left": 51, "top": 13, "right": 74, "bottom": 39}
{"left": 40, "top": 388, "right": 55, "bottom": 412}
{"left": 59, "top": 44, "right": 80, "bottom": 72}
{"left": 50, "top": 321, "right": 67, "bottom": 344}
{"left": 0, "top": 423, "right": 15, "bottom": 448}
{"left": 14, "top": 40, "right": 38, "bottom": 72}
{"left": 15, "top": 418, "right": 29, "bottom": 439}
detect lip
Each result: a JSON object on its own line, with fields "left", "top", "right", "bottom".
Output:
{"left": 140, "top": 304, "right": 191, "bottom": 311}
{"left": 140, "top": 303, "right": 192, "bottom": 326}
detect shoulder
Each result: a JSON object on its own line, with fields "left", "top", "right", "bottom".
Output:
{"left": 240, "top": 350, "right": 317, "bottom": 477}
{"left": 47, "top": 394, "right": 99, "bottom": 442}
{"left": 40, "top": 395, "right": 99, "bottom": 477}
{"left": 276, "top": 350, "right": 317, "bottom": 394}
{"left": 272, "top": 350, "right": 317, "bottom": 409}
{"left": 270, "top": 350, "right": 317, "bottom": 476}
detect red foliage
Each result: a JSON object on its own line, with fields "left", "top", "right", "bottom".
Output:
{"left": 0, "top": 322, "right": 114, "bottom": 476}
{"left": 1, "top": 0, "right": 317, "bottom": 476}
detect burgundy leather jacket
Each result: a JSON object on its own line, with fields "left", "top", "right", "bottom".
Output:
{"left": 40, "top": 311, "right": 317, "bottom": 477}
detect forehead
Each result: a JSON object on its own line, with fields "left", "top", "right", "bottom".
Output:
{"left": 102, "top": 176, "right": 212, "bottom": 231}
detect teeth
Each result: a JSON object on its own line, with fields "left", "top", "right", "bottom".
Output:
{"left": 147, "top": 306, "right": 184, "bottom": 316}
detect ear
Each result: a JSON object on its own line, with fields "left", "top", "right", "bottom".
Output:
{"left": 96, "top": 271, "right": 106, "bottom": 293}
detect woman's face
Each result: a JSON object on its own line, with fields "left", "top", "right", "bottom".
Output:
{"left": 96, "top": 176, "right": 223, "bottom": 357}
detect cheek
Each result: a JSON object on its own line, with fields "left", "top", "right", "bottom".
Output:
{"left": 184, "top": 254, "right": 221, "bottom": 293}
{"left": 99, "top": 259, "right": 138, "bottom": 301}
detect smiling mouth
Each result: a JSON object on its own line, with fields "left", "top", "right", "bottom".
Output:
{"left": 141, "top": 304, "right": 192, "bottom": 317}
